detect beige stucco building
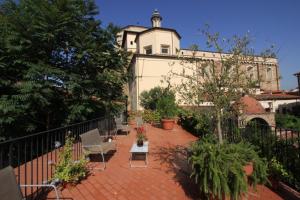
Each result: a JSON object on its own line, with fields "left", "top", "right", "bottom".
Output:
{"left": 118, "top": 10, "right": 281, "bottom": 111}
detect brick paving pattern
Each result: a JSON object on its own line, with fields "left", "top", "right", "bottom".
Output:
{"left": 47, "top": 124, "right": 283, "bottom": 200}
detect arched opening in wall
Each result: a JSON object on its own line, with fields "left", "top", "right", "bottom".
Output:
{"left": 243, "top": 118, "right": 274, "bottom": 158}
{"left": 244, "top": 118, "right": 271, "bottom": 136}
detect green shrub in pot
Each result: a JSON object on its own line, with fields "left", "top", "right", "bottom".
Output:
{"left": 188, "top": 135, "right": 268, "bottom": 200}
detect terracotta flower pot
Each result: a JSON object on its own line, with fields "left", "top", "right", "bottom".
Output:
{"left": 161, "top": 119, "right": 175, "bottom": 130}
{"left": 243, "top": 162, "right": 253, "bottom": 176}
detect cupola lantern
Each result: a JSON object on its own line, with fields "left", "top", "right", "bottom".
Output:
{"left": 151, "top": 9, "right": 162, "bottom": 27}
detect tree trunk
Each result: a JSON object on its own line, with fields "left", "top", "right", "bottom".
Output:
{"left": 216, "top": 111, "right": 223, "bottom": 144}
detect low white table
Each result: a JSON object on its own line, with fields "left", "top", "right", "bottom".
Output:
{"left": 129, "top": 141, "right": 149, "bottom": 167}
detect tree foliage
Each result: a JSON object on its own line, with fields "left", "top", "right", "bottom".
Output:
{"left": 170, "top": 25, "right": 275, "bottom": 143}
{"left": 275, "top": 114, "right": 300, "bottom": 131}
{"left": 139, "top": 86, "right": 173, "bottom": 110}
{"left": 0, "top": 0, "right": 129, "bottom": 139}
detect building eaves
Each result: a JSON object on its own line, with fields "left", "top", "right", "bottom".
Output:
{"left": 255, "top": 94, "right": 300, "bottom": 100}
{"left": 121, "top": 25, "right": 149, "bottom": 30}
{"left": 134, "top": 53, "right": 213, "bottom": 61}
{"left": 134, "top": 27, "right": 181, "bottom": 42}
{"left": 121, "top": 30, "right": 140, "bottom": 48}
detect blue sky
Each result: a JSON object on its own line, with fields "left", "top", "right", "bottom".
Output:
{"left": 96, "top": 0, "right": 300, "bottom": 90}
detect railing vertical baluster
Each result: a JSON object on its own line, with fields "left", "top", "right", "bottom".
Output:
{"left": 30, "top": 137, "right": 34, "bottom": 198}
{"left": 259, "top": 124, "right": 262, "bottom": 155}
{"left": 17, "top": 143, "right": 20, "bottom": 185}
{"left": 54, "top": 131, "right": 57, "bottom": 166}
{"left": 46, "top": 132, "right": 49, "bottom": 183}
{"left": 279, "top": 127, "right": 282, "bottom": 162}
{"left": 274, "top": 126, "right": 278, "bottom": 158}
{"left": 41, "top": 133, "right": 44, "bottom": 194}
{"left": 50, "top": 132, "right": 53, "bottom": 180}
{"left": 76, "top": 126, "right": 79, "bottom": 160}
{"left": 36, "top": 135, "right": 39, "bottom": 198}
{"left": 298, "top": 130, "right": 300, "bottom": 179}
{"left": 284, "top": 129, "right": 288, "bottom": 169}
{"left": 24, "top": 141, "right": 27, "bottom": 198}
{"left": 0, "top": 146, "right": 3, "bottom": 169}
{"left": 79, "top": 125, "right": 82, "bottom": 157}
{"left": 8, "top": 143, "right": 13, "bottom": 166}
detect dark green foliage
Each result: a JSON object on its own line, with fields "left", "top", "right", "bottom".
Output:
{"left": 189, "top": 135, "right": 268, "bottom": 199}
{"left": 275, "top": 139, "right": 300, "bottom": 191}
{"left": 139, "top": 86, "right": 177, "bottom": 119}
{"left": 156, "top": 91, "right": 177, "bottom": 119}
{"left": 0, "top": 0, "right": 129, "bottom": 139}
{"left": 291, "top": 104, "right": 300, "bottom": 117}
{"left": 268, "top": 158, "right": 289, "bottom": 181}
{"left": 139, "top": 86, "right": 173, "bottom": 110}
{"left": 240, "top": 120, "right": 300, "bottom": 191}
{"left": 241, "top": 121, "right": 276, "bottom": 160}
{"left": 276, "top": 114, "right": 300, "bottom": 131}
{"left": 142, "top": 110, "right": 161, "bottom": 124}
{"left": 178, "top": 108, "right": 214, "bottom": 137}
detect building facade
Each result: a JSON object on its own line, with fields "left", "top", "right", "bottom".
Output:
{"left": 118, "top": 10, "right": 281, "bottom": 111}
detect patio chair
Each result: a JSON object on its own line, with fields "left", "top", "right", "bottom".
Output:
{"left": 115, "top": 118, "right": 130, "bottom": 135}
{"left": 0, "top": 166, "right": 60, "bottom": 200}
{"left": 80, "top": 129, "right": 117, "bottom": 170}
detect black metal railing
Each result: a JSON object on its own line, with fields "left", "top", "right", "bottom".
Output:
{"left": 224, "top": 122, "right": 300, "bottom": 190}
{"left": 0, "top": 116, "right": 116, "bottom": 199}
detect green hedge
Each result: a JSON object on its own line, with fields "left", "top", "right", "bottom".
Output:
{"left": 178, "top": 108, "right": 214, "bottom": 137}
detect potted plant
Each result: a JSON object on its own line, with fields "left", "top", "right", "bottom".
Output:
{"left": 142, "top": 110, "right": 161, "bottom": 126}
{"left": 268, "top": 157, "right": 289, "bottom": 190}
{"left": 136, "top": 126, "right": 147, "bottom": 147}
{"left": 188, "top": 135, "right": 268, "bottom": 200}
{"left": 156, "top": 93, "right": 177, "bottom": 130}
{"left": 53, "top": 135, "right": 88, "bottom": 188}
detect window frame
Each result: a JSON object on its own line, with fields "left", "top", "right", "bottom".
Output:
{"left": 144, "top": 45, "right": 152, "bottom": 55}
{"left": 266, "top": 67, "right": 273, "bottom": 81}
{"left": 161, "top": 45, "right": 170, "bottom": 54}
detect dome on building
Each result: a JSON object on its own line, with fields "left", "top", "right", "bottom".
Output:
{"left": 235, "top": 95, "right": 266, "bottom": 114}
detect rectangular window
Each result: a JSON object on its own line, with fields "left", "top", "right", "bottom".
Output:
{"left": 144, "top": 45, "right": 152, "bottom": 55}
{"left": 247, "top": 66, "right": 256, "bottom": 80}
{"left": 161, "top": 45, "right": 169, "bottom": 54}
{"left": 266, "top": 67, "right": 272, "bottom": 81}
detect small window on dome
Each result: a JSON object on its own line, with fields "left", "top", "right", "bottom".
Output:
{"left": 130, "top": 41, "right": 133, "bottom": 45}
{"left": 161, "top": 45, "right": 170, "bottom": 54}
{"left": 144, "top": 45, "right": 152, "bottom": 55}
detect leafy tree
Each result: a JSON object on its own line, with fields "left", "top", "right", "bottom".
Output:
{"left": 156, "top": 92, "right": 177, "bottom": 119}
{"left": 0, "top": 0, "right": 129, "bottom": 139}
{"left": 139, "top": 86, "right": 174, "bottom": 110}
{"left": 170, "top": 26, "right": 275, "bottom": 143}
{"left": 276, "top": 114, "right": 300, "bottom": 131}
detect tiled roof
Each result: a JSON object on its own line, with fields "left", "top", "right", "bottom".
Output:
{"left": 255, "top": 93, "right": 300, "bottom": 100}
{"left": 235, "top": 95, "right": 266, "bottom": 114}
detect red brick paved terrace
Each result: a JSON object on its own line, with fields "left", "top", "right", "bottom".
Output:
{"left": 47, "top": 124, "right": 283, "bottom": 200}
